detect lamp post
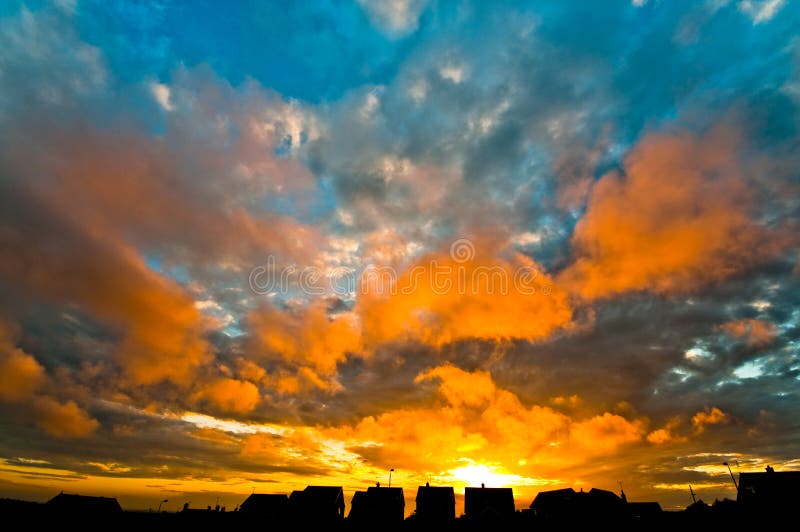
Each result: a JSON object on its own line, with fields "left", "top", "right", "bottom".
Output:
{"left": 389, "top": 468, "right": 394, "bottom": 488}
{"left": 157, "top": 499, "right": 168, "bottom": 512}
{"left": 722, "top": 462, "right": 738, "bottom": 491}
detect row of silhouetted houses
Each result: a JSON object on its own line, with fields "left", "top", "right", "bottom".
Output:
{"left": 238, "top": 482, "right": 658, "bottom": 525}
{"left": 12, "top": 467, "right": 795, "bottom": 525}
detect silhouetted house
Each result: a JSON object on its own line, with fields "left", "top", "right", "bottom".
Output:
{"left": 349, "top": 491, "right": 368, "bottom": 519}
{"left": 240, "top": 493, "right": 289, "bottom": 520}
{"left": 530, "top": 487, "right": 625, "bottom": 521}
{"left": 289, "top": 486, "right": 345, "bottom": 523}
{"left": 348, "top": 486, "right": 405, "bottom": 525}
{"left": 415, "top": 484, "right": 455, "bottom": 523}
{"left": 45, "top": 492, "right": 122, "bottom": 514}
{"left": 0, "top": 498, "right": 43, "bottom": 516}
{"left": 464, "top": 486, "right": 515, "bottom": 520}
{"left": 627, "top": 501, "right": 663, "bottom": 519}
{"left": 738, "top": 467, "right": 800, "bottom": 514}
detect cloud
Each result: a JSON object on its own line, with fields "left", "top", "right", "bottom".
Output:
{"left": 329, "top": 365, "right": 646, "bottom": 477}
{"left": 0, "top": 323, "right": 45, "bottom": 402}
{"left": 356, "top": 239, "right": 574, "bottom": 348}
{"left": 559, "top": 125, "right": 792, "bottom": 300}
{"left": 31, "top": 397, "right": 99, "bottom": 439}
{"left": 149, "top": 81, "right": 174, "bottom": 111}
{"left": 0, "top": 185, "right": 213, "bottom": 386}
{"left": 646, "top": 417, "right": 686, "bottom": 445}
{"left": 248, "top": 301, "right": 362, "bottom": 379}
{"left": 738, "top": 0, "right": 786, "bottom": 24}
{"left": 0, "top": 5, "right": 106, "bottom": 115}
{"left": 692, "top": 406, "right": 729, "bottom": 432}
{"left": 194, "top": 378, "right": 261, "bottom": 414}
{"left": 356, "top": 0, "right": 429, "bottom": 36}
{"left": 569, "top": 413, "right": 645, "bottom": 454}
{"left": 721, "top": 318, "right": 778, "bottom": 347}
{"left": 415, "top": 365, "right": 497, "bottom": 408}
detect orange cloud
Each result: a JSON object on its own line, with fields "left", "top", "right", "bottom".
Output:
{"left": 415, "top": 365, "right": 497, "bottom": 408}
{"left": 327, "top": 365, "right": 645, "bottom": 477}
{"left": 195, "top": 378, "right": 261, "bottom": 414}
{"left": 646, "top": 417, "right": 686, "bottom": 444}
{"left": 0, "top": 324, "right": 45, "bottom": 402}
{"left": 692, "top": 406, "right": 728, "bottom": 432}
{"left": 0, "top": 195, "right": 212, "bottom": 386}
{"left": 559, "top": 126, "right": 789, "bottom": 299}
{"left": 356, "top": 240, "right": 574, "bottom": 347}
{"left": 247, "top": 239, "right": 574, "bottom": 391}
{"left": 248, "top": 301, "right": 362, "bottom": 379}
{"left": 1, "top": 114, "right": 322, "bottom": 389}
{"left": 32, "top": 396, "right": 99, "bottom": 439}
{"left": 569, "top": 413, "right": 645, "bottom": 454}
{"left": 721, "top": 318, "right": 778, "bottom": 347}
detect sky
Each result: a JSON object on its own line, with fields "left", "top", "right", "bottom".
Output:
{"left": 0, "top": 0, "right": 799, "bottom": 515}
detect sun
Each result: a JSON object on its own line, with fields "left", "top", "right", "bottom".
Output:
{"left": 447, "top": 462, "right": 530, "bottom": 488}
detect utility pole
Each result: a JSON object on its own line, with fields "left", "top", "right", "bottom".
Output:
{"left": 722, "top": 462, "right": 738, "bottom": 491}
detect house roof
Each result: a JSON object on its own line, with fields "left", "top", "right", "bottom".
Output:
{"left": 289, "top": 486, "right": 345, "bottom": 511}
{"left": 464, "top": 487, "right": 515, "bottom": 517}
{"left": 366, "top": 486, "right": 404, "bottom": 502}
{"left": 530, "top": 487, "right": 576, "bottom": 507}
{"left": 348, "top": 486, "right": 405, "bottom": 522}
{"left": 416, "top": 485, "right": 456, "bottom": 504}
{"left": 240, "top": 493, "right": 289, "bottom": 514}
{"left": 46, "top": 493, "right": 122, "bottom": 513}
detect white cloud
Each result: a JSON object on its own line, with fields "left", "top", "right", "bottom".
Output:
{"left": 440, "top": 64, "right": 466, "bottom": 84}
{"left": 149, "top": 81, "right": 174, "bottom": 111}
{"left": 357, "top": 0, "right": 429, "bottom": 36}
{"left": 512, "top": 232, "right": 543, "bottom": 246}
{"left": 738, "top": 0, "right": 785, "bottom": 24}
{"left": 408, "top": 79, "right": 428, "bottom": 103}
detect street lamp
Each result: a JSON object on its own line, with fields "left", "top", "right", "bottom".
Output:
{"left": 389, "top": 468, "right": 395, "bottom": 488}
{"left": 722, "top": 462, "right": 738, "bottom": 491}
{"left": 157, "top": 499, "right": 168, "bottom": 512}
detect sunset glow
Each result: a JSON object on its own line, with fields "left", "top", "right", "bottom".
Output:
{"left": 1, "top": 0, "right": 799, "bottom": 516}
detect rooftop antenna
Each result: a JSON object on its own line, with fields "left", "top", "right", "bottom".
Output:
{"left": 722, "top": 462, "right": 738, "bottom": 492}
{"left": 389, "top": 468, "right": 395, "bottom": 488}
{"left": 689, "top": 485, "right": 697, "bottom": 504}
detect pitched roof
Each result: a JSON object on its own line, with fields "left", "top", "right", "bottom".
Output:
{"left": 45, "top": 493, "right": 122, "bottom": 513}
{"left": 349, "top": 486, "right": 405, "bottom": 522}
{"left": 416, "top": 485, "right": 455, "bottom": 504}
{"left": 240, "top": 493, "right": 289, "bottom": 515}
{"left": 302, "top": 486, "right": 345, "bottom": 506}
{"left": 464, "top": 487, "right": 515, "bottom": 518}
